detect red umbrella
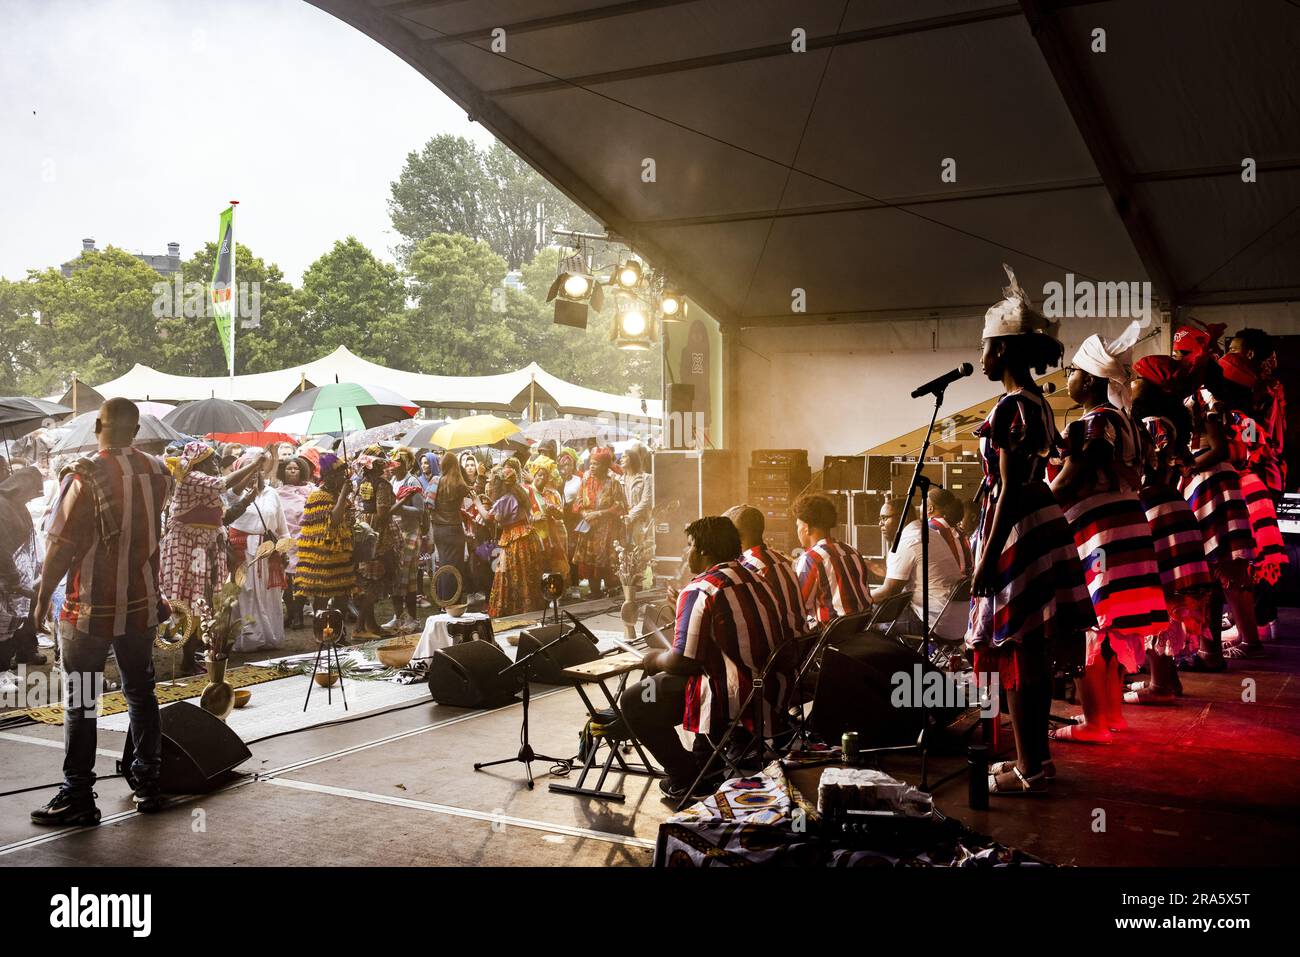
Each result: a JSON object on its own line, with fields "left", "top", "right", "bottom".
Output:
{"left": 206, "top": 430, "right": 297, "bottom": 448}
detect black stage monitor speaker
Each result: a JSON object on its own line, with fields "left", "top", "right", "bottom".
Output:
{"left": 811, "top": 640, "right": 961, "bottom": 747}
{"left": 822, "top": 455, "right": 866, "bottom": 491}
{"left": 515, "top": 624, "right": 601, "bottom": 684}
{"left": 119, "top": 701, "right": 251, "bottom": 793}
{"left": 427, "top": 641, "right": 522, "bottom": 708}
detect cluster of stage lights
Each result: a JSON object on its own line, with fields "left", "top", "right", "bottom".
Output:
{"left": 547, "top": 252, "right": 684, "bottom": 349}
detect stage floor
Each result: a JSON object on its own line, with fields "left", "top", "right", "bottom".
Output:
{"left": 2, "top": 608, "right": 1298, "bottom": 867}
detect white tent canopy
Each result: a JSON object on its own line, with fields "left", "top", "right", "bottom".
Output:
{"left": 92, "top": 345, "right": 660, "bottom": 420}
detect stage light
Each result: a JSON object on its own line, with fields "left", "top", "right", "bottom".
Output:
{"left": 548, "top": 257, "right": 603, "bottom": 330}
{"left": 616, "top": 260, "right": 642, "bottom": 289}
{"left": 563, "top": 273, "right": 591, "bottom": 298}
{"left": 660, "top": 289, "right": 682, "bottom": 317}
{"left": 614, "top": 301, "right": 653, "bottom": 350}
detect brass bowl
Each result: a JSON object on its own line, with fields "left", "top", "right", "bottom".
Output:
{"left": 314, "top": 672, "right": 340, "bottom": 688}
{"left": 233, "top": 689, "right": 252, "bottom": 708}
{"left": 445, "top": 602, "right": 469, "bottom": 618}
{"left": 377, "top": 635, "right": 418, "bottom": 669}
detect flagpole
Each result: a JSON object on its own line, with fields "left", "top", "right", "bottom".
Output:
{"left": 228, "top": 200, "right": 239, "bottom": 399}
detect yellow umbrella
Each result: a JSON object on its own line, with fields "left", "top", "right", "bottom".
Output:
{"left": 430, "top": 415, "right": 522, "bottom": 451}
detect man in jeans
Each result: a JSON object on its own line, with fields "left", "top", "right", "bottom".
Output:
{"left": 621, "top": 517, "right": 794, "bottom": 802}
{"left": 31, "top": 398, "right": 174, "bottom": 826}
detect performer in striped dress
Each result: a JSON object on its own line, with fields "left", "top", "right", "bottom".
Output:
{"left": 966, "top": 265, "right": 1093, "bottom": 794}
{"left": 1051, "top": 328, "right": 1168, "bottom": 742}
{"left": 1180, "top": 354, "right": 1256, "bottom": 670}
{"left": 1130, "top": 356, "right": 1212, "bottom": 703}
{"left": 1210, "top": 352, "right": 1282, "bottom": 659}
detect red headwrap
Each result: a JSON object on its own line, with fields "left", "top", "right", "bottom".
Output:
{"left": 590, "top": 448, "right": 614, "bottom": 467}
{"left": 1133, "top": 355, "right": 1194, "bottom": 394}
{"left": 1217, "top": 353, "right": 1258, "bottom": 389}
{"left": 1172, "top": 326, "right": 1210, "bottom": 356}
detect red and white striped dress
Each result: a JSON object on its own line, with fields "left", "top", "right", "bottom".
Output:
{"left": 1058, "top": 404, "right": 1168, "bottom": 672}
{"left": 1225, "top": 410, "right": 1288, "bottom": 584}
{"left": 1138, "top": 416, "right": 1213, "bottom": 657}
{"left": 965, "top": 389, "right": 1094, "bottom": 684}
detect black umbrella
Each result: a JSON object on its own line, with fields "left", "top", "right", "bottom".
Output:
{"left": 50, "top": 412, "right": 185, "bottom": 456}
{"left": 1, "top": 397, "right": 74, "bottom": 456}
{"left": 399, "top": 419, "right": 450, "bottom": 449}
{"left": 163, "top": 398, "right": 265, "bottom": 436}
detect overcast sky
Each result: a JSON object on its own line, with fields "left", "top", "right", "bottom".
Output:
{"left": 0, "top": 0, "right": 492, "bottom": 284}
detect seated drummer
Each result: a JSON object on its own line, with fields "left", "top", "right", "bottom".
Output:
{"left": 621, "top": 517, "right": 795, "bottom": 803}
{"left": 792, "top": 492, "right": 873, "bottom": 624}
{"left": 725, "top": 504, "right": 811, "bottom": 635}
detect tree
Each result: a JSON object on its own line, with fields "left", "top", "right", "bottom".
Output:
{"left": 0, "top": 277, "right": 54, "bottom": 395}
{"left": 389, "top": 135, "right": 599, "bottom": 269}
{"left": 297, "top": 237, "right": 409, "bottom": 368}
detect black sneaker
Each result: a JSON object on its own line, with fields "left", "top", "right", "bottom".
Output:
{"left": 658, "top": 772, "right": 723, "bottom": 803}
{"left": 132, "top": 780, "right": 164, "bottom": 814}
{"left": 31, "top": 788, "right": 101, "bottom": 827}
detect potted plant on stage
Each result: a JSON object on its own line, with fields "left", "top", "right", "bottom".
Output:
{"left": 613, "top": 539, "right": 651, "bottom": 633}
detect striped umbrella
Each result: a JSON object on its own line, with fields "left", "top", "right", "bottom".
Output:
{"left": 264, "top": 382, "right": 419, "bottom": 437}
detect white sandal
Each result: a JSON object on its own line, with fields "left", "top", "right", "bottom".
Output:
{"left": 988, "top": 765, "right": 1048, "bottom": 796}
{"left": 992, "top": 758, "right": 1055, "bottom": 779}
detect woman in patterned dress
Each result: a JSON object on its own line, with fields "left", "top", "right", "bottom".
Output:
{"left": 294, "top": 453, "right": 356, "bottom": 612}
{"left": 966, "top": 265, "right": 1094, "bottom": 795}
{"left": 160, "top": 442, "right": 267, "bottom": 672}
{"left": 274, "top": 455, "right": 314, "bottom": 628}
{"left": 527, "top": 455, "right": 570, "bottom": 578}
{"left": 1050, "top": 331, "right": 1169, "bottom": 742}
{"left": 354, "top": 454, "right": 399, "bottom": 638}
{"left": 571, "top": 448, "right": 627, "bottom": 597}
{"left": 484, "top": 466, "right": 545, "bottom": 618}
{"left": 1129, "top": 356, "right": 1213, "bottom": 702}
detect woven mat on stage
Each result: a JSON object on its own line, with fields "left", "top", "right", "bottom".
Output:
{"left": 19, "top": 667, "right": 289, "bottom": 725}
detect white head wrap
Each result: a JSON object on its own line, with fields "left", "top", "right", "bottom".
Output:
{"left": 1072, "top": 319, "right": 1145, "bottom": 411}
{"left": 982, "top": 264, "right": 1062, "bottom": 350}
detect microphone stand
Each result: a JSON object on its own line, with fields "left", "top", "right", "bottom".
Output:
{"left": 890, "top": 384, "right": 947, "bottom": 790}
{"left": 473, "top": 630, "right": 573, "bottom": 789}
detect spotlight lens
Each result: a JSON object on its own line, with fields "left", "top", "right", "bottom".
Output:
{"left": 661, "top": 296, "right": 680, "bottom": 315}
{"left": 618, "top": 263, "right": 640, "bottom": 288}
{"left": 621, "top": 309, "right": 647, "bottom": 336}
{"left": 563, "top": 274, "right": 590, "bottom": 298}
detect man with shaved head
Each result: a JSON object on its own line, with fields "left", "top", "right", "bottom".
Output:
{"left": 725, "top": 504, "right": 809, "bottom": 635}
{"left": 30, "top": 398, "right": 174, "bottom": 826}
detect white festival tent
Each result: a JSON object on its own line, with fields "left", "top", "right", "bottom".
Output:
{"left": 91, "top": 345, "right": 660, "bottom": 422}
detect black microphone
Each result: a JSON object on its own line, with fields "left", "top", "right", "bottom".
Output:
{"left": 911, "top": 362, "right": 974, "bottom": 399}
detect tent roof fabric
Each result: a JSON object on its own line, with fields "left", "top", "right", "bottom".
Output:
{"left": 91, "top": 346, "right": 659, "bottom": 419}
{"left": 308, "top": 0, "right": 1300, "bottom": 324}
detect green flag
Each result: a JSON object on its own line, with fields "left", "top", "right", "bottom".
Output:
{"left": 210, "top": 206, "right": 235, "bottom": 374}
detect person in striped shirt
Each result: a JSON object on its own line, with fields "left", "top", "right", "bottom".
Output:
{"left": 725, "top": 504, "right": 811, "bottom": 635}
{"left": 31, "top": 399, "right": 175, "bottom": 826}
{"left": 621, "top": 516, "right": 795, "bottom": 801}
{"left": 792, "top": 492, "right": 873, "bottom": 625}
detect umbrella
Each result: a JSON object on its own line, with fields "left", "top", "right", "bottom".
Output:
{"left": 206, "top": 430, "right": 297, "bottom": 448}
{"left": 264, "top": 382, "right": 419, "bottom": 437}
{"left": 342, "top": 418, "right": 418, "bottom": 455}
{"left": 135, "top": 401, "right": 177, "bottom": 419}
{"left": 398, "top": 419, "right": 450, "bottom": 449}
{"left": 430, "top": 415, "right": 522, "bottom": 451}
{"left": 164, "top": 398, "right": 264, "bottom": 435}
{"left": 1, "top": 397, "right": 74, "bottom": 456}
{"left": 520, "top": 418, "right": 630, "bottom": 446}
{"left": 50, "top": 412, "right": 185, "bottom": 456}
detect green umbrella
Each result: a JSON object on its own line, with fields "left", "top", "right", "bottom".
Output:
{"left": 264, "top": 382, "right": 419, "bottom": 437}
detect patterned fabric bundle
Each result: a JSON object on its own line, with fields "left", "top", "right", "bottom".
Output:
{"left": 1181, "top": 463, "right": 1254, "bottom": 568}
{"left": 294, "top": 488, "right": 355, "bottom": 599}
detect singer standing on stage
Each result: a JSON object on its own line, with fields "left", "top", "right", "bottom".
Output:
{"left": 966, "top": 266, "right": 1094, "bottom": 796}
{"left": 30, "top": 399, "right": 174, "bottom": 826}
